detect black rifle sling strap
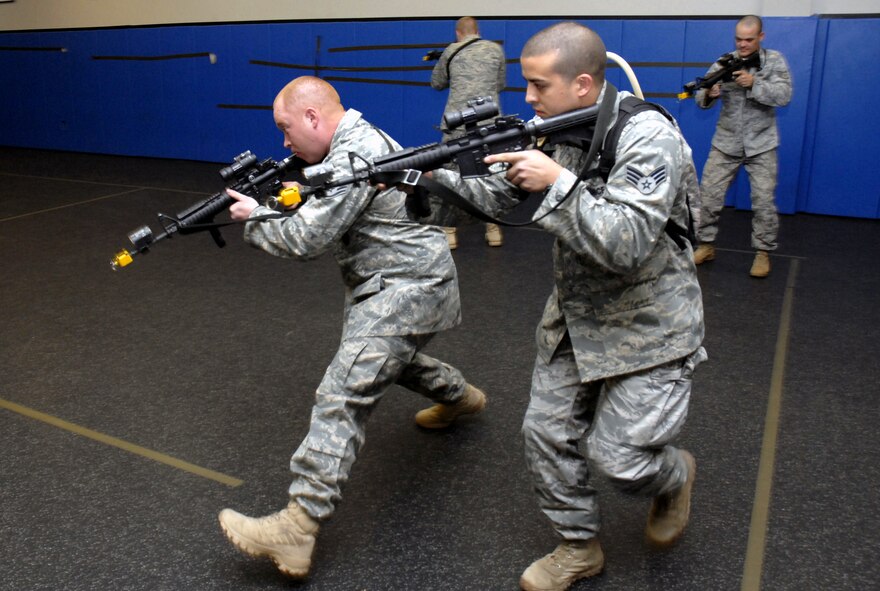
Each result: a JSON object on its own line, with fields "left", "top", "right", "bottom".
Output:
{"left": 591, "top": 95, "right": 696, "bottom": 250}
{"left": 444, "top": 37, "right": 486, "bottom": 80}
{"left": 365, "top": 123, "right": 494, "bottom": 222}
{"left": 570, "top": 84, "right": 619, "bottom": 190}
{"left": 386, "top": 85, "right": 621, "bottom": 228}
{"left": 367, "top": 169, "right": 500, "bottom": 225}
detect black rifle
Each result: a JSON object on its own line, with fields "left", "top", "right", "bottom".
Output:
{"left": 110, "top": 151, "right": 304, "bottom": 270}
{"left": 423, "top": 49, "right": 444, "bottom": 61}
{"left": 678, "top": 51, "right": 762, "bottom": 99}
{"left": 283, "top": 97, "right": 599, "bottom": 208}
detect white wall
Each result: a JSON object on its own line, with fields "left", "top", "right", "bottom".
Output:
{"left": 1, "top": 0, "right": 877, "bottom": 32}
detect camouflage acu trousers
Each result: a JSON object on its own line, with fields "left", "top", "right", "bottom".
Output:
{"left": 698, "top": 147, "right": 779, "bottom": 251}
{"left": 288, "top": 335, "right": 466, "bottom": 520}
{"left": 522, "top": 332, "right": 707, "bottom": 540}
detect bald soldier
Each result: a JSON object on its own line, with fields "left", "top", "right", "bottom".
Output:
{"left": 217, "top": 76, "right": 486, "bottom": 579}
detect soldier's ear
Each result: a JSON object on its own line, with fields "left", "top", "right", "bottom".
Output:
{"left": 303, "top": 107, "right": 319, "bottom": 129}
{"left": 574, "top": 73, "right": 593, "bottom": 98}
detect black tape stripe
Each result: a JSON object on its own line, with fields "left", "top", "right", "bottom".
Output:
{"left": 328, "top": 40, "right": 504, "bottom": 52}
{"left": 0, "top": 46, "right": 67, "bottom": 52}
{"left": 251, "top": 59, "right": 432, "bottom": 72}
{"left": 91, "top": 52, "right": 214, "bottom": 61}
{"left": 323, "top": 75, "right": 431, "bottom": 87}
{"left": 217, "top": 104, "right": 272, "bottom": 110}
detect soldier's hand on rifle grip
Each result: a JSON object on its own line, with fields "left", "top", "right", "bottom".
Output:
{"left": 484, "top": 150, "right": 564, "bottom": 193}
{"left": 733, "top": 70, "right": 754, "bottom": 88}
{"left": 226, "top": 188, "right": 259, "bottom": 221}
{"left": 708, "top": 84, "right": 722, "bottom": 98}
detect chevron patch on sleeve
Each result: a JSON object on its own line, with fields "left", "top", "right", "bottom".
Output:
{"left": 625, "top": 165, "right": 667, "bottom": 194}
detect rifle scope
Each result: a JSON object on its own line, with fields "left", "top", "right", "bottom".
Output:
{"left": 444, "top": 96, "right": 498, "bottom": 130}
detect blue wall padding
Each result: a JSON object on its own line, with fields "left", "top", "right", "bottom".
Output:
{"left": 799, "top": 18, "right": 880, "bottom": 218}
{"left": 0, "top": 16, "right": 877, "bottom": 219}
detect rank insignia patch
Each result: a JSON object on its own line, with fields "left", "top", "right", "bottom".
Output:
{"left": 625, "top": 165, "right": 667, "bottom": 194}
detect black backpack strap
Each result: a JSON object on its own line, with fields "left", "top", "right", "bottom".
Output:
{"left": 594, "top": 96, "right": 673, "bottom": 181}
{"left": 594, "top": 97, "right": 696, "bottom": 250}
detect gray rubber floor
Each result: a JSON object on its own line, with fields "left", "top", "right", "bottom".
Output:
{"left": 1, "top": 147, "right": 878, "bottom": 590}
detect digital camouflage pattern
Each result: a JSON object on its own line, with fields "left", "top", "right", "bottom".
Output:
{"left": 697, "top": 147, "right": 779, "bottom": 250}
{"left": 431, "top": 34, "right": 506, "bottom": 140}
{"left": 244, "top": 109, "right": 461, "bottom": 338}
{"left": 433, "top": 84, "right": 706, "bottom": 538}
{"left": 287, "top": 334, "right": 466, "bottom": 519}
{"left": 434, "top": 85, "right": 705, "bottom": 382}
{"left": 695, "top": 48, "right": 791, "bottom": 250}
{"left": 696, "top": 48, "right": 792, "bottom": 157}
{"left": 522, "top": 336, "right": 706, "bottom": 538}
{"left": 243, "top": 109, "right": 467, "bottom": 520}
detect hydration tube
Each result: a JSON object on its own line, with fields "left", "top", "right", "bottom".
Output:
{"left": 606, "top": 51, "right": 644, "bottom": 99}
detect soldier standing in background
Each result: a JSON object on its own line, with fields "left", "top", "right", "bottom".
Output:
{"left": 430, "top": 16, "right": 506, "bottom": 249}
{"left": 692, "top": 15, "right": 792, "bottom": 277}
{"left": 217, "top": 76, "right": 486, "bottom": 579}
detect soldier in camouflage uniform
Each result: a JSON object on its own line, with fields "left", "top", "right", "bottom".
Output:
{"left": 426, "top": 23, "right": 707, "bottom": 591}
{"left": 216, "top": 76, "right": 486, "bottom": 579}
{"left": 692, "top": 15, "right": 793, "bottom": 278}
{"left": 431, "top": 16, "right": 507, "bottom": 248}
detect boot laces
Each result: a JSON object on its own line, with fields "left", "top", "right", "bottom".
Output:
{"left": 549, "top": 542, "right": 582, "bottom": 569}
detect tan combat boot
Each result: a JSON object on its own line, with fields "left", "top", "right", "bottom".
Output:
{"left": 645, "top": 450, "right": 696, "bottom": 547}
{"left": 443, "top": 227, "right": 458, "bottom": 250}
{"left": 692, "top": 243, "right": 715, "bottom": 265}
{"left": 219, "top": 501, "right": 319, "bottom": 578}
{"left": 520, "top": 538, "right": 605, "bottom": 591}
{"left": 415, "top": 384, "right": 486, "bottom": 429}
{"left": 485, "top": 223, "right": 504, "bottom": 246}
{"left": 750, "top": 250, "right": 770, "bottom": 278}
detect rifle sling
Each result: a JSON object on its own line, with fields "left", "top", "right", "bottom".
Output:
{"left": 444, "top": 37, "right": 487, "bottom": 80}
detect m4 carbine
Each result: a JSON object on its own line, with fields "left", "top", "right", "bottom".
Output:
{"left": 280, "top": 97, "right": 599, "bottom": 206}
{"left": 678, "top": 51, "right": 762, "bottom": 99}
{"left": 109, "top": 151, "right": 303, "bottom": 270}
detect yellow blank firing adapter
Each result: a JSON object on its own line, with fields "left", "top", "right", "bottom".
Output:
{"left": 109, "top": 225, "right": 152, "bottom": 271}
{"left": 111, "top": 249, "right": 134, "bottom": 270}
{"left": 267, "top": 186, "right": 302, "bottom": 210}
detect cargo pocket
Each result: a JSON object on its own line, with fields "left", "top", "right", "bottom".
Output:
{"left": 351, "top": 274, "right": 385, "bottom": 303}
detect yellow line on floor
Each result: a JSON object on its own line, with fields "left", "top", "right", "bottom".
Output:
{"left": 0, "top": 397, "right": 243, "bottom": 488}
{"left": 741, "top": 258, "right": 800, "bottom": 591}
{"left": 0, "top": 188, "right": 144, "bottom": 222}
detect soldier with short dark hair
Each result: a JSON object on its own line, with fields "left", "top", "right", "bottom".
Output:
{"left": 692, "top": 15, "right": 793, "bottom": 277}
{"left": 426, "top": 22, "right": 707, "bottom": 591}
{"left": 217, "top": 76, "right": 486, "bottom": 579}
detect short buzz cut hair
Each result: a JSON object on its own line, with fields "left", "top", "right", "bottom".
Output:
{"left": 456, "top": 17, "right": 479, "bottom": 36}
{"left": 522, "top": 22, "right": 606, "bottom": 84}
{"left": 276, "top": 76, "right": 341, "bottom": 112}
{"left": 738, "top": 14, "right": 763, "bottom": 33}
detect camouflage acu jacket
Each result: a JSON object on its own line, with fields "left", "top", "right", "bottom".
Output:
{"left": 431, "top": 34, "right": 506, "bottom": 140}
{"left": 243, "top": 109, "right": 461, "bottom": 338}
{"left": 434, "top": 85, "right": 705, "bottom": 382}
{"left": 697, "top": 48, "right": 792, "bottom": 157}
